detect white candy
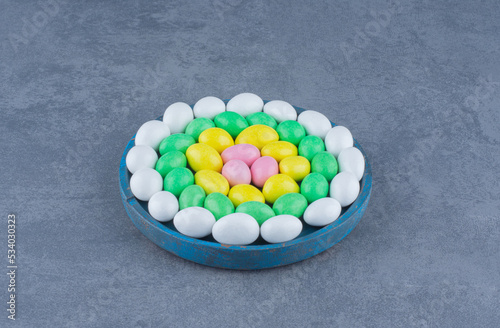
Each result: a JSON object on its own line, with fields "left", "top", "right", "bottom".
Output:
{"left": 338, "top": 147, "right": 365, "bottom": 181}
{"left": 304, "top": 198, "right": 342, "bottom": 227}
{"left": 263, "top": 100, "right": 297, "bottom": 122}
{"left": 148, "top": 191, "right": 179, "bottom": 222}
{"left": 135, "top": 120, "right": 170, "bottom": 151}
{"left": 193, "top": 96, "right": 225, "bottom": 120}
{"left": 226, "top": 93, "right": 264, "bottom": 117}
{"left": 130, "top": 168, "right": 163, "bottom": 201}
{"left": 163, "top": 102, "right": 194, "bottom": 134}
{"left": 325, "top": 126, "right": 353, "bottom": 157}
{"left": 126, "top": 145, "right": 158, "bottom": 174}
{"left": 330, "top": 172, "right": 360, "bottom": 207}
{"left": 260, "top": 215, "right": 302, "bottom": 243}
{"left": 212, "top": 213, "right": 260, "bottom": 245}
{"left": 173, "top": 207, "right": 216, "bottom": 238}
{"left": 297, "top": 110, "right": 332, "bottom": 139}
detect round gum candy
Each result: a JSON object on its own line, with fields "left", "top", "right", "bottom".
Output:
{"left": 228, "top": 184, "right": 265, "bottom": 207}
{"left": 194, "top": 170, "right": 230, "bottom": 195}
{"left": 193, "top": 96, "right": 225, "bottom": 120}
{"left": 204, "top": 192, "right": 235, "bottom": 220}
{"left": 155, "top": 151, "right": 187, "bottom": 178}
{"left": 262, "top": 174, "right": 300, "bottom": 204}
{"left": 325, "top": 126, "right": 354, "bottom": 157}
{"left": 135, "top": 120, "right": 171, "bottom": 151}
{"left": 303, "top": 197, "right": 342, "bottom": 227}
{"left": 261, "top": 215, "right": 303, "bottom": 244}
{"left": 148, "top": 191, "right": 179, "bottom": 222}
{"left": 198, "top": 127, "right": 234, "bottom": 154}
{"left": 222, "top": 159, "right": 252, "bottom": 187}
{"left": 330, "top": 171, "right": 360, "bottom": 207}
{"left": 297, "top": 110, "right": 332, "bottom": 140}
{"left": 272, "top": 193, "right": 308, "bottom": 218}
{"left": 337, "top": 147, "right": 364, "bottom": 181}
{"left": 235, "top": 201, "right": 275, "bottom": 226}
{"left": 235, "top": 125, "right": 279, "bottom": 150}
{"left": 221, "top": 144, "right": 261, "bottom": 167}
{"left": 250, "top": 156, "right": 279, "bottom": 188}
{"left": 311, "top": 151, "right": 338, "bottom": 181}
{"left": 298, "top": 135, "right": 325, "bottom": 161}
{"left": 126, "top": 145, "right": 158, "bottom": 174}
{"left": 173, "top": 207, "right": 216, "bottom": 238}
{"left": 263, "top": 100, "right": 297, "bottom": 123}
{"left": 159, "top": 134, "right": 195, "bottom": 155}
{"left": 212, "top": 213, "right": 260, "bottom": 245}
{"left": 261, "top": 141, "right": 298, "bottom": 163}
{"left": 226, "top": 93, "right": 264, "bottom": 117}
{"left": 186, "top": 143, "right": 223, "bottom": 172}
{"left": 246, "top": 112, "right": 278, "bottom": 129}
{"left": 184, "top": 117, "right": 215, "bottom": 142}
{"left": 130, "top": 168, "right": 163, "bottom": 201}
{"left": 279, "top": 156, "right": 310, "bottom": 182}
{"left": 179, "top": 185, "right": 206, "bottom": 210}
{"left": 214, "top": 111, "right": 249, "bottom": 139}
{"left": 276, "top": 120, "right": 306, "bottom": 146}
{"left": 301, "top": 173, "right": 329, "bottom": 203}
{"left": 163, "top": 167, "right": 194, "bottom": 197}
{"left": 163, "top": 102, "right": 194, "bottom": 134}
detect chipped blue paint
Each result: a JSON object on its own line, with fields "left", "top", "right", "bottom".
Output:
{"left": 119, "top": 103, "right": 372, "bottom": 270}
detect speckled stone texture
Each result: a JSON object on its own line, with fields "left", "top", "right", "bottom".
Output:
{"left": 1, "top": 0, "right": 499, "bottom": 327}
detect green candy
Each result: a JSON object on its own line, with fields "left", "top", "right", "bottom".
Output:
{"left": 155, "top": 151, "right": 187, "bottom": 178}
{"left": 273, "top": 193, "right": 308, "bottom": 218}
{"left": 204, "top": 192, "right": 235, "bottom": 220}
{"left": 298, "top": 135, "right": 325, "bottom": 161}
{"left": 163, "top": 167, "right": 194, "bottom": 197}
{"left": 311, "top": 151, "right": 338, "bottom": 181}
{"left": 276, "top": 120, "right": 306, "bottom": 146}
{"left": 179, "top": 185, "right": 206, "bottom": 209}
{"left": 214, "top": 111, "right": 249, "bottom": 139}
{"left": 185, "top": 118, "right": 215, "bottom": 141}
{"left": 300, "top": 173, "right": 329, "bottom": 203}
{"left": 246, "top": 112, "right": 277, "bottom": 129}
{"left": 236, "top": 201, "right": 275, "bottom": 226}
{"left": 159, "top": 134, "right": 195, "bottom": 155}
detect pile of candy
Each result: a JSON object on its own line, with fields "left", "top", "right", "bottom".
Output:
{"left": 126, "top": 93, "right": 365, "bottom": 245}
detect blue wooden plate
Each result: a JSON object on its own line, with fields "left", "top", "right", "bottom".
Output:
{"left": 119, "top": 102, "right": 372, "bottom": 270}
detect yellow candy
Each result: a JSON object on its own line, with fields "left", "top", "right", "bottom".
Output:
{"left": 194, "top": 170, "right": 230, "bottom": 195}
{"left": 198, "top": 127, "right": 234, "bottom": 154}
{"left": 279, "top": 156, "right": 310, "bottom": 182}
{"left": 186, "top": 143, "right": 223, "bottom": 172}
{"left": 262, "top": 174, "right": 300, "bottom": 204}
{"left": 261, "top": 141, "right": 298, "bottom": 163}
{"left": 228, "top": 184, "right": 265, "bottom": 207}
{"left": 235, "top": 125, "right": 279, "bottom": 150}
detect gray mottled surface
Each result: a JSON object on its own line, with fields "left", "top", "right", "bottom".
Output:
{"left": 1, "top": 0, "right": 499, "bottom": 327}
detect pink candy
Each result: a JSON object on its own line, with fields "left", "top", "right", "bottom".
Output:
{"left": 221, "top": 144, "right": 279, "bottom": 188}
{"left": 222, "top": 159, "right": 252, "bottom": 187}
{"left": 221, "top": 144, "right": 260, "bottom": 167}
{"left": 251, "top": 156, "right": 279, "bottom": 188}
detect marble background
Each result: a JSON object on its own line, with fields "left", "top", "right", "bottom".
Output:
{"left": 1, "top": 0, "right": 499, "bottom": 327}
